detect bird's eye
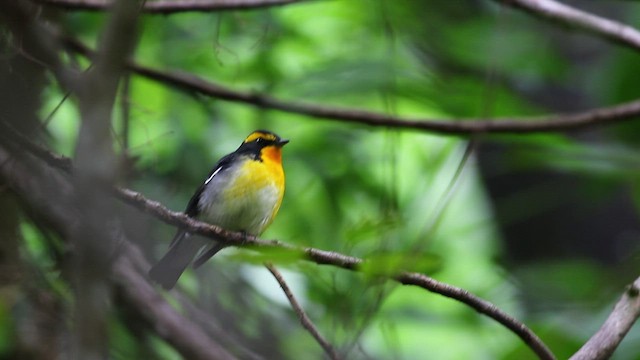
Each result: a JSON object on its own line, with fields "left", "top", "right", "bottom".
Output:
{"left": 255, "top": 138, "right": 263, "bottom": 143}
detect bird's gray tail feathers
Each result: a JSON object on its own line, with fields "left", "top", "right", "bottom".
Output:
{"left": 148, "top": 232, "right": 207, "bottom": 290}
{"left": 193, "top": 242, "right": 226, "bottom": 269}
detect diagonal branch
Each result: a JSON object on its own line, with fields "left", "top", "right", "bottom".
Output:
{"left": 114, "top": 246, "right": 239, "bottom": 360}
{"left": 0, "top": 123, "right": 556, "bottom": 360}
{"left": 265, "top": 263, "right": 340, "bottom": 360}
{"left": 0, "top": 144, "right": 238, "bottom": 360}
{"left": 34, "top": 0, "right": 305, "bottom": 13}
{"left": 63, "top": 39, "right": 640, "bottom": 135}
{"left": 570, "top": 276, "right": 640, "bottom": 360}
{"left": 496, "top": 0, "right": 640, "bottom": 53}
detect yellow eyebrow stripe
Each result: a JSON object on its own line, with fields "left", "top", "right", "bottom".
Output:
{"left": 244, "top": 132, "right": 276, "bottom": 143}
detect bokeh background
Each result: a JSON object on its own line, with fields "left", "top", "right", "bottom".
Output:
{"left": 2, "top": 0, "right": 640, "bottom": 359}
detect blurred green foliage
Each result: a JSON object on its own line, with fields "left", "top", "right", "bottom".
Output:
{"left": 11, "top": 0, "right": 640, "bottom": 359}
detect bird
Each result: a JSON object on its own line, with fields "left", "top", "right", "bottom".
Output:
{"left": 149, "top": 130, "right": 288, "bottom": 289}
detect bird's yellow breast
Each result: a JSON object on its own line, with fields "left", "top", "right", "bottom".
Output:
{"left": 216, "top": 153, "right": 285, "bottom": 234}
{"left": 225, "top": 157, "right": 284, "bottom": 201}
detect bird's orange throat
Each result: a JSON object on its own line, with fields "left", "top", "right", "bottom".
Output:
{"left": 261, "top": 146, "right": 283, "bottom": 164}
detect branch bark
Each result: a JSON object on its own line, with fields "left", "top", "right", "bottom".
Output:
{"left": 570, "top": 277, "right": 640, "bottom": 360}
{"left": 496, "top": 0, "right": 640, "bottom": 53}
{"left": 63, "top": 39, "right": 640, "bottom": 135}
{"left": 35, "top": 0, "right": 305, "bottom": 13}
{"left": 119, "top": 189, "right": 559, "bottom": 359}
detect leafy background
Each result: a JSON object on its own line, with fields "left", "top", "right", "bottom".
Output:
{"left": 4, "top": 0, "right": 640, "bottom": 359}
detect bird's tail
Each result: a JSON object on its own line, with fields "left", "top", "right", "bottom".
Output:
{"left": 148, "top": 232, "right": 207, "bottom": 290}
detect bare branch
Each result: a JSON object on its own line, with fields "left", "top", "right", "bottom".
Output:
{"left": 112, "top": 194, "right": 559, "bottom": 359}
{"left": 114, "top": 246, "right": 239, "bottom": 360}
{"left": 63, "top": 39, "right": 640, "bottom": 136}
{"left": 97, "top": 190, "right": 564, "bottom": 360}
{"left": 570, "top": 277, "right": 640, "bottom": 360}
{"left": 0, "top": 129, "right": 556, "bottom": 360}
{"left": 496, "top": 0, "right": 640, "bottom": 53}
{"left": 265, "top": 263, "right": 340, "bottom": 360}
{"left": 0, "top": 145, "right": 238, "bottom": 360}
{"left": 35, "top": 0, "right": 305, "bottom": 13}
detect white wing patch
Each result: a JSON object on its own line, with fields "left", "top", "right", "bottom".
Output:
{"left": 204, "top": 167, "right": 223, "bottom": 185}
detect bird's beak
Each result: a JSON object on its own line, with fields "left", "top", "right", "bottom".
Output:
{"left": 277, "top": 139, "right": 289, "bottom": 147}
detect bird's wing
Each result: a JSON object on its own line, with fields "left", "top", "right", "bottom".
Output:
{"left": 184, "top": 152, "right": 236, "bottom": 217}
{"left": 169, "top": 152, "right": 236, "bottom": 247}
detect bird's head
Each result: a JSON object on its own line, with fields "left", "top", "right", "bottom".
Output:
{"left": 240, "top": 130, "right": 289, "bottom": 163}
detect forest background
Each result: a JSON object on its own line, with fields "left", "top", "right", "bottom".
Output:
{"left": 0, "top": 0, "right": 639, "bottom": 359}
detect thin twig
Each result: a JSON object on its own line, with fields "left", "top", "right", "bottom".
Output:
{"left": 120, "top": 73, "right": 131, "bottom": 152}
{"left": 35, "top": 0, "right": 305, "bottom": 13}
{"left": 496, "top": 0, "right": 640, "bottom": 53}
{"left": 415, "top": 139, "right": 476, "bottom": 245}
{"left": 63, "top": 38, "right": 640, "bottom": 135}
{"left": 570, "top": 276, "right": 640, "bottom": 360}
{"left": 42, "top": 90, "right": 71, "bottom": 129}
{"left": 265, "top": 263, "right": 340, "bottom": 360}
{"left": 0, "top": 128, "right": 556, "bottom": 360}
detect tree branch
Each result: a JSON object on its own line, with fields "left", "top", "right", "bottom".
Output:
{"left": 570, "top": 276, "right": 640, "bottom": 360}
{"left": 34, "top": 0, "right": 305, "bottom": 13}
{"left": 63, "top": 38, "right": 640, "bottom": 135}
{"left": 113, "top": 246, "right": 238, "bottom": 360}
{"left": 496, "top": 0, "right": 640, "bottom": 53}
{"left": 0, "top": 125, "right": 556, "bottom": 360}
{"left": 265, "top": 263, "right": 340, "bottom": 360}
{"left": 0, "top": 145, "right": 238, "bottom": 360}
